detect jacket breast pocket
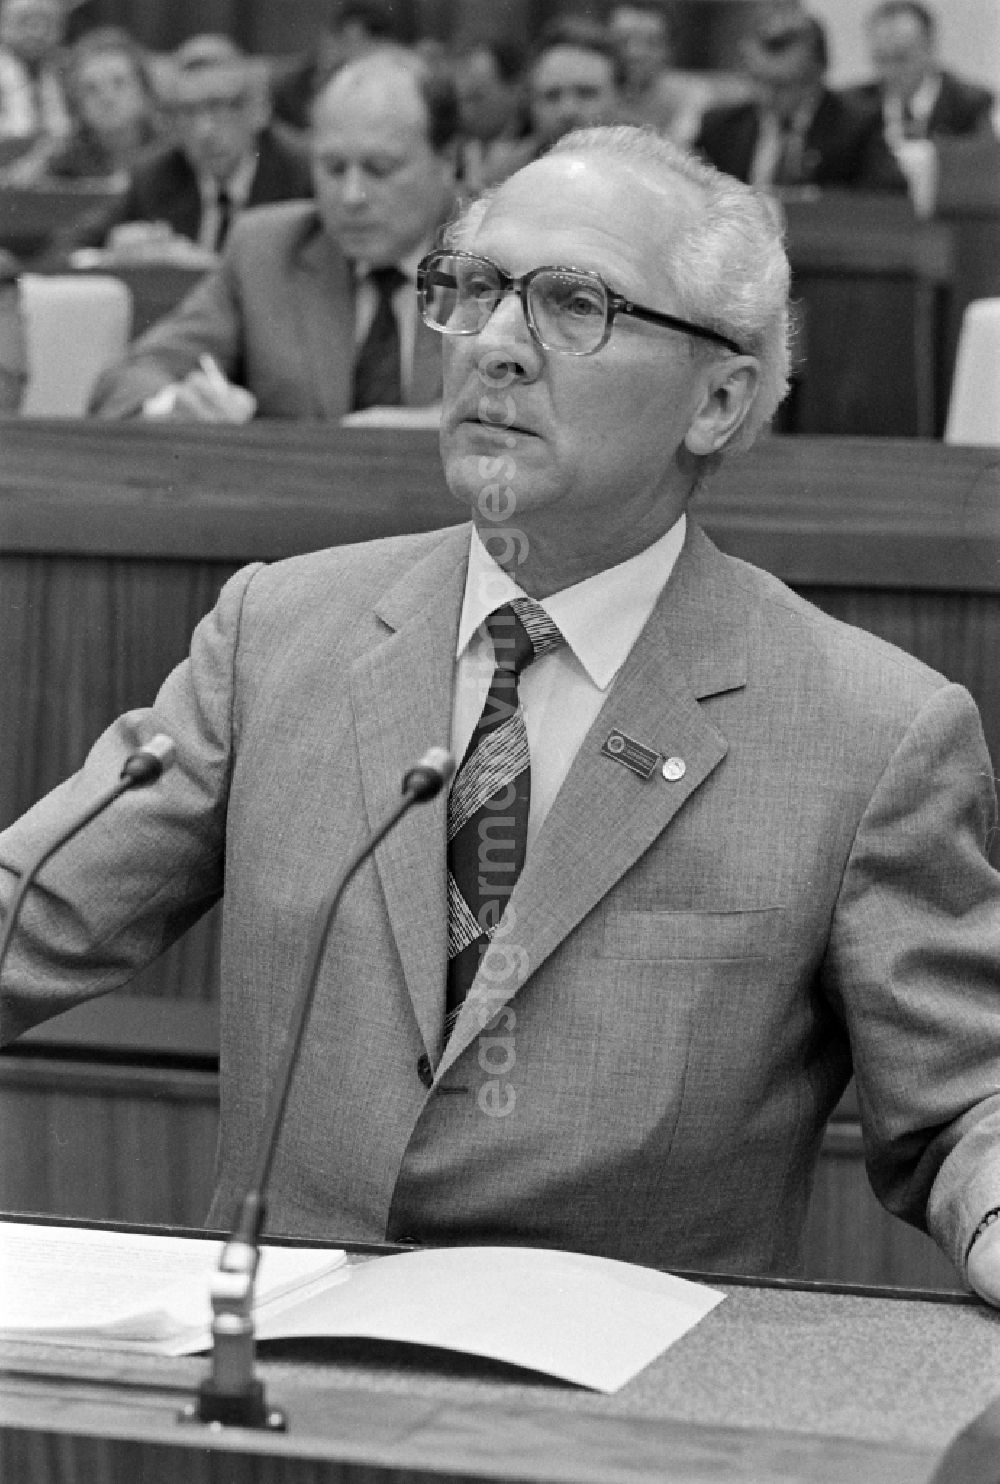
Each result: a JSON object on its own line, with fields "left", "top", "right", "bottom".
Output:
{"left": 602, "top": 907, "right": 786, "bottom": 961}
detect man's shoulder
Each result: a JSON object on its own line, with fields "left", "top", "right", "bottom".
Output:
{"left": 224, "top": 199, "right": 327, "bottom": 260}
{"left": 240, "top": 525, "right": 469, "bottom": 613}
{"left": 937, "top": 70, "right": 995, "bottom": 117}
{"left": 251, "top": 124, "right": 314, "bottom": 197}
{"left": 127, "top": 145, "right": 194, "bottom": 196}
{"left": 717, "top": 538, "right": 950, "bottom": 708}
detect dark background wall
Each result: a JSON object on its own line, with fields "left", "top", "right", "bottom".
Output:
{"left": 64, "top": 0, "right": 774, "bottom": 70}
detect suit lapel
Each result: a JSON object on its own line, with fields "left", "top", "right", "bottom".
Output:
{"left": 291, "top": 221, "right": 356, "bottom": 418}
{"left": 351, "top": 526, "right": 471, "bottom": 1063}
{"left": 437, "top": 525, "right": 752, "bottom": 1076}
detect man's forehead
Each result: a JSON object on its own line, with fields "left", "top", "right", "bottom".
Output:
{"left": 532, "top": 46, "right": 615, "bottom": 88}
{"left": 471, "top": 153, "right": 695, "bottom": 287}
{"left": 315, "top": 69, "right": 428, "bottom": 141}
{"left": 173, "top": 64, "right": 252, "bottom": 105}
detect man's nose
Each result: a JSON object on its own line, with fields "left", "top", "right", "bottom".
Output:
{"left": 340, "top": 163, "right": 367, "bottom": 205}
{"left": 472, "top": 289, "right": 542, "bottom": 380}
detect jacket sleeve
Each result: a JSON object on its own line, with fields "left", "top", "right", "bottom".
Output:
{"left": 0, "top": 562, "right": 263, "bottom": 1044}
{"left": 87, "top": 238, "right": 250, "bottom": 418}
{"left": 822, "top": 680, "right": 1000, "bottom": 1278}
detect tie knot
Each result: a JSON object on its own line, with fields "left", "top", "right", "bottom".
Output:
{"left": 486, "top": 598, "right": 563, "bottom": 678}
{"left": 369, "top": 264, "right": 407, "bottom": 300}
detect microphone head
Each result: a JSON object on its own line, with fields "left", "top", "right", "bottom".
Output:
{"left": 120, "top": 733, "right": 177, "bottom": 785}
{"left": 402, "top": 747, "right": 455, "bottom": 801}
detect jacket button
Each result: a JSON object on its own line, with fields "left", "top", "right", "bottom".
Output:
{"left": 416, "top": 1053, "right": 433, "bottom": 1088}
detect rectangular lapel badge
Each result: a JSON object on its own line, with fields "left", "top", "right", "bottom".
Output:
{"left": 601, "top": 729, "right": 660, "bottom": 781}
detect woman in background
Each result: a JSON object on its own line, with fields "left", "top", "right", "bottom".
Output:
{"left": 45, "top": 26, "right": 163, "bottom": 185}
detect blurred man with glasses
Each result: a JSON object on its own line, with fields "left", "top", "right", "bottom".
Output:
{"left": 52, "top": 34, "right": 312, "bottom": 264}
{"left": 7, "top": 126, "right": 1000, "bottom": 1302}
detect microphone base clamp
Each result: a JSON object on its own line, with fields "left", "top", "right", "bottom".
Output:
{"left": 178, "top": 1380, "right": 287, "bottom": 1431}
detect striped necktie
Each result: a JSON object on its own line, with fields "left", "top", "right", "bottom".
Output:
{"left": 446, "top": 597, "right": 563, "bottom": 1032}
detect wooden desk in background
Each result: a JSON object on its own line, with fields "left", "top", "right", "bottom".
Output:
{"left": 0, "top": 184, "right": 122, "bottom": 263}
{"left": 1, "top": 421, "right": 998, "bottom": 1292}
{"left": 781, "top": 193, "right": 954, "bottom": 437}
{"left": 2, "top": 1215, "right": 1000, "bottom": 1484}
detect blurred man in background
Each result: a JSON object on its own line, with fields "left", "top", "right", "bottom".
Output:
{"left": 452, "top": 36, "right": 529, "bottom": 193}
{"left": 695, "top": 9, "right": 905, "bottom": 191}
{"left": 472, "top": 17, "right": 622, "bottom": 188}
{"left": 609, "top": 2, "right": 709, "bottom": 145}
{"left": 50, "top": 34, "right": 312, "bottom": 263}
{"left": 844, "top": 1, "right": 994, "bottom": 144}
{"left": 88, "top": 48, "right": 457, "bottom": 422}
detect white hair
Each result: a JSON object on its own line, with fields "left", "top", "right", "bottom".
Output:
{"left": 448, "top": 124, "right": 793, "bottom": 454}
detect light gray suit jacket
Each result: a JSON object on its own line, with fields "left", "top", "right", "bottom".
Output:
{"left": 3, "top": 522, "right": 1000, "bottom": 1277}
{"left": 87, "top": 202, "right": 444, "bottom": 420}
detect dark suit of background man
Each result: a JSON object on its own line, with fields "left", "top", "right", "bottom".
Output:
{"left": 7, "top": 125, "right": 1000, "bottom": 1305}
{"left": 694, "top": 9, "right": 906, "bottom": 191}
{"left": 88, "top": 47, "right": 458, "bottom": 423}
{"left": 843, "top": 0, "right": 995, "bottom": 146}
{"left": 56, "top": 33, "right": 313, "bottom": 262}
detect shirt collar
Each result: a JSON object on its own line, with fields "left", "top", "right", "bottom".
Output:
{"left": 885, "top": 72, "right": 941, "bottom": 125}
{"left": 458, "top": 515, "right": 687, "bottom": 690}
{"left": 198, "top": 151, "right": 257, "bottom": 206}
{"left": 353, "top": 243, "right": 428, "bottom": 286}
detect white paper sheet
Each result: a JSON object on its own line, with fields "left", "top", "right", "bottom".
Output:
{"left": 253, "top": 1244, "right": 724, "bottom": 1392}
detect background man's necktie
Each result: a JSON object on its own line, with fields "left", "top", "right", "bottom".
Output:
{"left": 446, "top": 598, "right": 563, "bottom": 1031}
{"left": 214, "top": 186, "right": 233, "bottom": 253}
{"left": 351, "top": 265, "right": 405, "bottom": 411}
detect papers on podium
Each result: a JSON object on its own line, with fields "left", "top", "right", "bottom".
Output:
{"left": 0, "top": 1221, "right": 724, "bottom": 1392}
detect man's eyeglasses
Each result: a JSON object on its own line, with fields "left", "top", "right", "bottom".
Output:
{"left": 416, "top": 249, "right": 745, "bottom": 358}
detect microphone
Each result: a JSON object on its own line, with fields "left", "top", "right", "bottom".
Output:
{"left": 181, "top": 745, "right": 455, "bottom": 1433}
{"left": 0, "top": 735, "right": 177, "bottom": 984}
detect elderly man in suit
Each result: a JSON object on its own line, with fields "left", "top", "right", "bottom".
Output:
{"left": 695, "top": 9, "right": 905, "bottom": 191}
{"left": 845, "top": 1, "right": 994, "bottom": 145}
{"left": 6, "top": 124, "right": 1000, "bottom": 1301}
{"left": 88, "top": 46, "right": 457, "bottom": 422}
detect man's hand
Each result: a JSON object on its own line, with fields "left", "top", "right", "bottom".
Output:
{"left": 142, "top": 356, "right": 256, "bottom": 423}
{"left": 966, "top": 1220, "right": 1000, "bottom": 1305}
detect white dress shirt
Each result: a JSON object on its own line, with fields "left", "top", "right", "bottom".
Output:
{"left": 451, "top": 516, "right": 687, "bottom": 850}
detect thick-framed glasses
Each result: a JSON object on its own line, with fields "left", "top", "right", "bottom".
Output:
{"left": 416, "top": 249, "right": 745, "bottom": 358}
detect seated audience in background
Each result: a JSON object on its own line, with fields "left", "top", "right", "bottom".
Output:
{"left": 609, "top": 2, "right": 710, "bottom": 145}
{"left": 472, "top": 17, "right": 623, "bottom": 188}
{"left": 8, "top": 127, "right": 1000, "bottom": 1297}
{"left": 452, "top": 36, "right": 530, "bottom": 193}
{"left": 0, "top": 245, "right": 26, "bottom": 411}
{"left": 695, "top": 8, "right": 906, "bottom": 191}
{"left": 844, "top": 1, "right": 994, "bottom": 145}
{"left": 43, "top": 26, "right": 163, "bottom": 184}
{"left": 271, "top": 0, "right": 400, "bottom": 136}
{"left": 88, "top": 48, "right": 458, "bottom": 422}
{"left": 0, "top": 0, "right": 70, "bottom": 177}
{"left": 529, "top": 17, "right": 622, "bottom": 152}
{"left": 51, "top": 34, "right": 313, "bottom": 262}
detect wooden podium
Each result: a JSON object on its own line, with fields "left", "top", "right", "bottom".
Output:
{"left": 1, "top": 1218, "right": 999, "bottom": 1484}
